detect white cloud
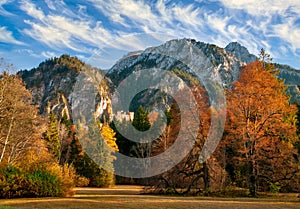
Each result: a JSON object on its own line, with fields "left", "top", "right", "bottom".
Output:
{"left": 41, "top": 51, "right": 57, "bottom": 58}
{"left": 88, "top": 0, "right": 164, "bottom": 31}
{"left": 44, "top": 0, "right": 56, "bottom": 10}
{"left": 172, "top": 4, "right": 203, "bottom": 28}
{"left": 217, "top": 0, "right": 300, "bottom": 16}
{"left": 0, "top": 26, "right": 24, "bottom": 45}
{"left": 205, "top": 13, "right": 230, "bottom": 34}
{"left": 44, "top": 0, "right": 76, "bottom": 18}
{"left": 20, "top": 0, "right": 45, "bottom": 20}
{"left": 88, "top": 0, "right": 205, "bottom": 35}
{"left": 272, "top": 22, "right": 300, "bottom": 52}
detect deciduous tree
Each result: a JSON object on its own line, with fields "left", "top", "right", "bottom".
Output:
{"left": 0, "top": 71, "right": 44, "bottom": 166}
{"left": 226, "top": 60, "right": 298, "bottom": 196}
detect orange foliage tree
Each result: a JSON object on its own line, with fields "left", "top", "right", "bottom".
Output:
{"left": 225, "top": 60, "right": 298, "bottom": 196}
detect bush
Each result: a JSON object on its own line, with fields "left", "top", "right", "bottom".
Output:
{"left": 75, "top": 175, "right": 90, "bottom": 187}
{"left": 60, "top": 164, "right": 75, "bottom": 196}
{"left": 0, "top": 166, "right": 63, "bottom": 198}
{"left": 0, "top": 165, "right": 75, "bottom": 198}
{"left": 89, "top": 169, "right": 114, "bottom": 187}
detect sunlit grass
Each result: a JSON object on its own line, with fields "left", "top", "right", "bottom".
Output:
{"left": 0, "top": 186, "right": 299, "bottom": 209}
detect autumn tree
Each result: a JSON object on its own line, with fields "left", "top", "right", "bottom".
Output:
{"left": 225, "top": 60, "right": 298, "bottom": 196}
{"left": 100, "top": 123, "right": 118, "bottom": 185}
{"left": 148, "top": 77, "right": 223, "bottom": 194}
{"left": 296, "top": 105, "right": 300, "bottom": 154}
{"left": 0, "top": 71, "right": 45, "bottom": 166}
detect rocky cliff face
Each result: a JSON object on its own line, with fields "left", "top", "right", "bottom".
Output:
{"left": 108, "top": 39, "right": 244, "bottom": 87}
{"left": 18, "top": 54, "right": 112, "bottom": 121}
{"left": 225, "top": 42, "right": 257, "bottom": 64}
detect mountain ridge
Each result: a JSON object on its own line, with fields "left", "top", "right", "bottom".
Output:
{"left": 18, "top": 39, "right": 300, "bottom": 122}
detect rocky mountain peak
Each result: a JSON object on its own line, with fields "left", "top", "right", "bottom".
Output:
{"left": 225, "top": 42, "right": 257, "bottom": 64}
{"left": 108, "top": 38, "right": 244, "bottom": 88}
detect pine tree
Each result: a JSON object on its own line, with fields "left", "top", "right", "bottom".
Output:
{"left": 44, "top": 112, "right": 60, "bottom": 161}
{"left": 132, "top": 106, "right": 151, "bottom": 132}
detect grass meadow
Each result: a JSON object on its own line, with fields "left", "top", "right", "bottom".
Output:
{"left": 0, "top": 186, "right": 299, "bottom": 209}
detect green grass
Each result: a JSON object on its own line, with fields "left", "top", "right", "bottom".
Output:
{"left": 0, "top": 186, "right": 299, "bottom": 209}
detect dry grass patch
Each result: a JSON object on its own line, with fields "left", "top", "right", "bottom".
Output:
{"left": 0, "top": 186, "right": 299, "bottom": 209}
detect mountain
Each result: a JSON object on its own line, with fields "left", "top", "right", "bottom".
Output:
{"left": 18, "top": 39, "right": 300, "bottom": 122}
{"left": 276, "top": 64, "right": 300, "bottom": 104}
{"left": 108, "top": 39, "right": 243, "bottom": 87}
{"left": 107, "top": 38, "right": 300, "bottom": 107}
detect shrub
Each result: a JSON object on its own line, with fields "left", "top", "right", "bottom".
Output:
{"left": 0, "top": 166, "right": 63, "bottom": 198}
{"left": 60, "top": 164, "right": 75, "bottom": 196}
{"left": 0, "top": 165, "right": 75, "bottom": 198}
{"left": 75, "top": 175, "right": 90, "bottom": 187}
{"left": 89, "top": 169, "right": 114, "bottom": 187}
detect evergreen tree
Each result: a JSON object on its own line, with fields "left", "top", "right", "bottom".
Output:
{"left": 44, "top": 112, "right": 60, "bottom": 161}
{"left": 132, "top": 105, "right": 151, "bottom": 132}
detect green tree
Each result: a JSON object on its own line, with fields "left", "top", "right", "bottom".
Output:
{"left": 131, "top": 106, "right": 152, "bottom": 159}
{"left": 44, "top": 112, "right": 60, "bottom": 161}
{"left": 132, "top": 106, "right": 151, "bottom": 131}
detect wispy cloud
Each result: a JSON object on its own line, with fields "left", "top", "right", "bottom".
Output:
{"left": 0, "top": 26, "right": 24, "bottom": 45}
{"left": 15, "top": 49, "right": 58, "bottom": 59}
{"left": 88, "top": 0, "right": 168, "bottom": 32}
{"left": 215, "top": 0, "right": 300, "bottom": 60}
{"left": 20, "top": 0, "right": 115, "bottom": 53}
{"left": 0, "top": 0, "right": 13, "bottom": 15}
{"left": 2, "top": 0, "right": 298, "bottom": 69}
{"left": 272, "top": 19, "right": 300, "bottom": 52}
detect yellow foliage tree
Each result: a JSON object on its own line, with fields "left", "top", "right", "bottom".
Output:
{"left": 101, "top": 124, "right": 119, "bottom": 152}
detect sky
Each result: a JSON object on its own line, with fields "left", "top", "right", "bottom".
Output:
{"left": 0, "top": 0, "right": 299, "bottom": 71}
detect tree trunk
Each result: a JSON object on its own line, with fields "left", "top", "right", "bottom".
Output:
{"left": 203, "top": 161, "right": 210, "bottom": 192}
{"left": 249, "top": 160, "right": 257, "bottom": 196}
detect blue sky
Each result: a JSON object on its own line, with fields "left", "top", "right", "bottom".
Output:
{"left": 0, "top": 0, "right": 299, "bottom": 71}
